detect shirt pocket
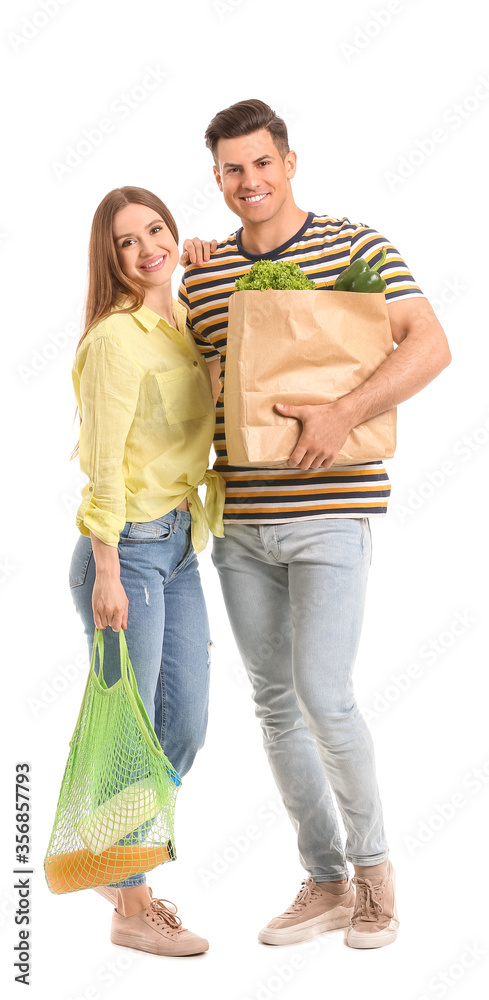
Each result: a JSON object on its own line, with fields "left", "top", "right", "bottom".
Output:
{"left": 155, "top": 364, "right": 211, "bottom": 425}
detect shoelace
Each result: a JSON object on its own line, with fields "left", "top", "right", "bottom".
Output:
{"left": 285, "top": 879, "right": 322, "bottom": 914}
{"left": 147, "top": 896, "right": 186, "bottom": 933}
{"left": 352, "top": 876, "right": 386, "bottom": 921}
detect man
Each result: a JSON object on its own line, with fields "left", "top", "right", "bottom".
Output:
{"left": 179, "top": 99, "right": 451, "bottom": 949}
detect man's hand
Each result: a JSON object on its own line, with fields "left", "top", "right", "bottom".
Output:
{"left": 180, "top": 238, "right": 218, "bottom": 267}
{"left": 276, "top": 296, "right": 451, "bottom": 472}
{"left": 275, "top": 400, "right": 352, "bottom": 470}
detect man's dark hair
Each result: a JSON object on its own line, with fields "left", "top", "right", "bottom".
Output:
{"left": 205, "top": 99, "right": 289, "bottom": 163}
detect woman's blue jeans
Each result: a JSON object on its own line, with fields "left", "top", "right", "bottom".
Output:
{"left": 69, "top": 509, "right": 211, "bottom": 887}
{"left": 211, "top": 517, "right": 389, "bottom": 882}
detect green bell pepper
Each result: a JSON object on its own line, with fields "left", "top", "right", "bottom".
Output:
{"left": 333, "top": 248, "right": 387, "bottom": 293}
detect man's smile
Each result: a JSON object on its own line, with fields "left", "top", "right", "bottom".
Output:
{"left": 240, "top": 193, "right": 270, "bottom": 204}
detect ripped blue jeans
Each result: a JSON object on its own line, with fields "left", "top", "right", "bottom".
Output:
{"left": 69, "top": 509, "right": 212, "bottom": 887}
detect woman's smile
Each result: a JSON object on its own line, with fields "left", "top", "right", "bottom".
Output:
{"left": 138, "top": 253, "right": 168, "bottom": 272}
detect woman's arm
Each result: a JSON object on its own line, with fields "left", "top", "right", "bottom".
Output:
{"left": 76, "top": 336, "right": 141, "bottom": 629}
{"left": 90, "top": 533, "right": 128, "bottom": 631}
{"left": 76, "top": 338, "right": 140, "bottom": 541}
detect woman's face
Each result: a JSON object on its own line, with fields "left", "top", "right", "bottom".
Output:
{"left": 113, "top": 202, "right": 179, "bottom": 287}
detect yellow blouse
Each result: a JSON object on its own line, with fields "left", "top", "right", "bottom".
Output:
{"left": 72, "top": 298, "right": 224, "bottom": 552}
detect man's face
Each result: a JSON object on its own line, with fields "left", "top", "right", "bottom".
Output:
{"left": 213, "top": 128, "right": 297, "bottom": 224}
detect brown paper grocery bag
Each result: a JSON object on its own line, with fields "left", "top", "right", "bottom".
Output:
{"left": 224, "top": 289, "right": 396, "bottom": 467}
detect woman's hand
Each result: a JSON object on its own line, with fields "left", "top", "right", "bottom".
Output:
{"left": 92, "top": 573, "right": 129, "bottom": 632}
{"left": 90, "top": 532, "right": 129, "bottom": 631}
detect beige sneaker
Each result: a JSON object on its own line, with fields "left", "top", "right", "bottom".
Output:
{"left": 258, "top": 878, "right": 355, "bottom": 945}
{"left": 346, "top": 860, "right": 399, "bottom": 949}
{"left": 110, "top": 891, "right": 209, "bottom": 956}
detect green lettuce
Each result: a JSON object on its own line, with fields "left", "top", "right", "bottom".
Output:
{"left": 235, "top": 259, "right": 316, "bottom": 290}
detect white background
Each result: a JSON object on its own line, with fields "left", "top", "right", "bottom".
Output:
{"left": 1, "top": 0, "right": 488, "bottom": 998}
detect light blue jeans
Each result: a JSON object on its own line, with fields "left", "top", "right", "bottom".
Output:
{"left": 69, "top": 509, "right": 211, "bottom": 887}
{"left": 212, "top": 517, "right": 388, "bottom": 882}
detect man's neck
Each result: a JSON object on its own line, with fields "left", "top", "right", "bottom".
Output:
{"left": 239, "top": 204, "right": 309, "bottom": 256}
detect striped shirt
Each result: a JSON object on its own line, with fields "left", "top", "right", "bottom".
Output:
{"left": 178, "top": 212, "right": 424, "bottom": 524}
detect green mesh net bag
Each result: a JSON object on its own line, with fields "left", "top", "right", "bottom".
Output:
{"left": 44, "top": 628, "right": 180, "bottom": 894}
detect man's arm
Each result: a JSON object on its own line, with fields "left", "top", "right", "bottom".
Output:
{"left": 276, "top": 296, "right": 451, "bottom": 471}
{"left": 206, "top": 356, "right": 222, "bottom": 404}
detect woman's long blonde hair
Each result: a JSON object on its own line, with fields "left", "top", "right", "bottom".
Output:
{"left": 71, "top": 187, "right": 179, "bottom": 458}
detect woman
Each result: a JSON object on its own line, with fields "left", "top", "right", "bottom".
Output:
{"left": 69, "top": 186, "right": 224, "bottom": 957}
